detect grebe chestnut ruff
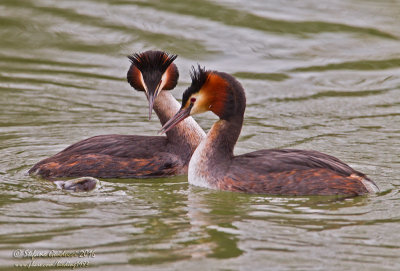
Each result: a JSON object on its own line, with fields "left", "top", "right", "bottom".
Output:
{"left": 161, "top": 66, "right": 379, "bottom": 196}
{"left": 29, "top": 51, "right": 205, "bottom": 180}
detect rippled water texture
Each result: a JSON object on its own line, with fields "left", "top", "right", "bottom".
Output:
{"left": 1, "top": 0, "right": 400, "bottom": 270}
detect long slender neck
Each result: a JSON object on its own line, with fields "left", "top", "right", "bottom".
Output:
{"left": 202, "top": 114, "right": 243, "bottom": 162}
{"left": 201, "top": 72, "right": 246, "bottom": 161}
{"left": 153, "top": 90, "right": 205, "bottom": 151}
{"left": 188, "top": 113, "right": 243, "bottom": 188}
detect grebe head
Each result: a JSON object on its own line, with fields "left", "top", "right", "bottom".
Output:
{"left": 160, "top": 65, "right": 245, "bottom": 133}
{"left": 127, "top": 50, "right": 179, "bottom": 119}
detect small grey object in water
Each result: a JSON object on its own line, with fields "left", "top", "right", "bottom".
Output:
{"left": 54, "top": 177, "right": 100, "bottom": 192}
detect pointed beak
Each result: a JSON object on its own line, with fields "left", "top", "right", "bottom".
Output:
{"left": 159, "top": 105, "right": 192, "bottom": 134}
{"left": 147, "top": 92, "right": 155, "bottom": 120}
{"left": 146, "top": 80, "right": 163, "bottom": 120}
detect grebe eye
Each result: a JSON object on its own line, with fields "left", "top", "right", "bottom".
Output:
{"left": 190, "top": 97, "right": 196, "bottom": 103}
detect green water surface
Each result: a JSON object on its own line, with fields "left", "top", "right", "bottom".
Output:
{"left": 1, "top": 0, "right": 400, "bottom": 270}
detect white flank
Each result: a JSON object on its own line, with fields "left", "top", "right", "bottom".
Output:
{"left": 361, "top": 178, "right": 380, "bottom": 193}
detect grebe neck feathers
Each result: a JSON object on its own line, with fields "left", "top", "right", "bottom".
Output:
{"left": 155, "top": 90, "right": 205, "bottom": 152}
{"left": 161, "top": 66, "right": 379, "bottom": 195}
{"left": 181, "top": 66, "right": 246, "bottom": 157}
{"left": 127, "top": 50, "right": 205, "bottom": 152}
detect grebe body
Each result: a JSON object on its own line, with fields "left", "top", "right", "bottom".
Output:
{"left": 161, "top": 67, "right": 379, "bottom": 196}
{"left": 29, "top": 51, "right": 205, "bottom": 180}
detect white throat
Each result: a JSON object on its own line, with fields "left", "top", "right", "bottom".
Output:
{"left": 154, "top": 91, "right": 205, "bottom": 148}
{"left": 188, "top": 138, "right": 212, "bottom": 189}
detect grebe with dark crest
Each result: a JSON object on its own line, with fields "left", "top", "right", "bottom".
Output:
{"left": 29, "top": 51, "right": 205, "bottom": 180}
{"left": 161, "top": 66, "right": 379, "bottom": 196}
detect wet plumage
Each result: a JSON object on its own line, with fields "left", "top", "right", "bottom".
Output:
{"left": 161, "top": 66, "right": 379, "bottom": 196}
{"left": 29, "top": 51, "right": 205, "bottom": 180}
{"left": 221, "top": 149, "right": 370, "bottom": 195}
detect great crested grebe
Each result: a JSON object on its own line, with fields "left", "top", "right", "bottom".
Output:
{"left": 161, "top": 66, "right": 379, "bottom": 196}
{"left": 29, "top": 51, "right": 205, "bottom": 180}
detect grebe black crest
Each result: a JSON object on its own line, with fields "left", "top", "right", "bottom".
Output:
{"left": 127, "top": 50, "right": 179, "bottom": 119}
{"left": 161, "top": 66, "right": 379, "bottom": 196}
{"left": 29, "top": 51, "right": 204, "bottom": 180}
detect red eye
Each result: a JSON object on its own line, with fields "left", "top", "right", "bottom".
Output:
{"left": 190, "top": 97, "right": 196, "bottom": 103}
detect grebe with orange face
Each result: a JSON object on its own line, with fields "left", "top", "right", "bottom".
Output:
{"left": 161, "top": 66, "right": 379, "bottom": 196}
{"left": 29, "top": 51, "right": 205, "bottom": 180}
